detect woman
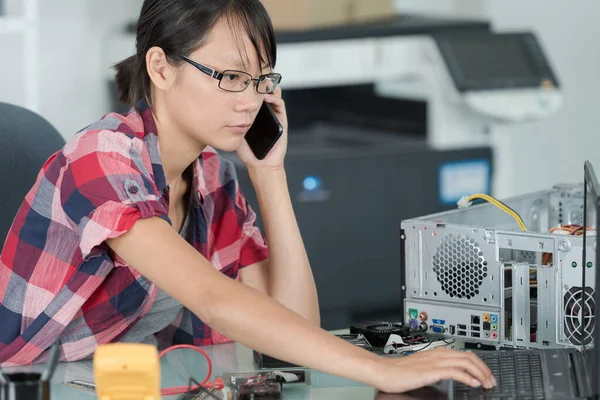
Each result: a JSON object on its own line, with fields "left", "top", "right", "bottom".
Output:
{"left": 0, "top": 0, "right": 494, "bottom": 393}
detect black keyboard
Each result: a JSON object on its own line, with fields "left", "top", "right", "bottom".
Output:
{"left": 454, "top": 352, "right": 545, "bottom": 399}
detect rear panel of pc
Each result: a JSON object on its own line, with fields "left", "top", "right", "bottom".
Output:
{"left": 402, "top": 184, "right": 596, "bottom": 350}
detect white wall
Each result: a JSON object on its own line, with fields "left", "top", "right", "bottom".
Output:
{"left": 0, "top": 0, "right": 26, "bottom": 108}
{"left": 486, "top": 0, "right": 600, "bottom": 196}
{"left": 37, "top": 0, "right": 91, "bottom": 137}
{"left": 4, "top": 0, "right": 23, "bottom": 14}
{"left": 1, "top": 0, "right": 142, "bottom": 139}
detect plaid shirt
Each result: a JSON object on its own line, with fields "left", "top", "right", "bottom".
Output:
{"left": 0, "top": 101, "right": 269, "bottom": 366}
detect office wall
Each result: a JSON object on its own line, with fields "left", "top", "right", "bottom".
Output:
{"left": 48, "top": 0, "right": 142, "bottom": 138}
{"left": 0, "top": 0, "right": 25, "bottom": 108}
{"left": 1, "top": 0, "right": 142, "bottom": 139}
{"left": 485, "top": 0, "right": 600, "bottom": 196}
{"left": 37, "top": 0, "right": 91, "bottom": 137}
{"left": 3, "top": 0, "right": 19, "bottom": 13}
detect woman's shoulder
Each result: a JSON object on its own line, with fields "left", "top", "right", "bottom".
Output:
{"left": 63, "top": 109, "right": 148, "bottom": 162}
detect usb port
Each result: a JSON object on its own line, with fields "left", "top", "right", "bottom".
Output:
{"left": 458, "top": 330, "right": 466, "bottom": 337}
{"left": 471, "top": 332, "right": 480, "bottom": 338}
{"left": 471, "top": 325, "right": 480, "bottom": 331}
{"left": 458, "top": 324, "right": 467, "bottom": 330}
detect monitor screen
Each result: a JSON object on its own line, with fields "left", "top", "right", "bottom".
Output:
{"left": 447, "top": 36, "right": 538, "bottom": 82}
{"left": 435, "top": 32, "right": 558, "bottom": 92}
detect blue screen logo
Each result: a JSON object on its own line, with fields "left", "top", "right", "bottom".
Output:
{"left": 303, "top": 176, "right": 321, "bottom": 191}
{"left": 298, "top": 176, "right": 330, "bottom": 203}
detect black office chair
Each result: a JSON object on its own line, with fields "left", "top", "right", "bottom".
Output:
{"left": 0, "top": 102, "right": 66, "bottom": 252}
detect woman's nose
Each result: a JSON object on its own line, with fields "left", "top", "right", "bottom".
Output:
{"left": 234, "top": 89, "right": 262, "bottom": 113}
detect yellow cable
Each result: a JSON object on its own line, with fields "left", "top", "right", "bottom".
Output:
{"left": 466, "top": 193, "right": 527, "bottom": 231}
{"left": 469, "top": 194, "right": 526, "bottom": 231}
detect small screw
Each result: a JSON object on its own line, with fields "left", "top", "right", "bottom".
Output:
{"left": 558, "top": 240, "right": 571, "bottom": 252}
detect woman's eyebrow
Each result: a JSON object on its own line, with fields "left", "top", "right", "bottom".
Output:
{"left": 222, "top": 55, "right": 249, "bottom": 70}
{"left": 221, "top": 55, "right": 270, "bottom": 74}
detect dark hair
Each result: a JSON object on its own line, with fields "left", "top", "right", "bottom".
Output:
{"left": 114, "top": 0, "right": 277, "bottom": 109}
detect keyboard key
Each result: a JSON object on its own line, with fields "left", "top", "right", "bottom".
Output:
{"left": 455, "top": 352, "right": 546, "bottom": 399}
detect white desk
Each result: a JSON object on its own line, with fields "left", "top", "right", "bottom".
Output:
{"left": 3, "top": 342, "right": 384, "bottom": 399}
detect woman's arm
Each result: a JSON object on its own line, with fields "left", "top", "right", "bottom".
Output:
{"left": 239, "top": 167, "right": 320, "bottom": 325}
{"left": 106, "top": 217, "right": 495, "bottom": 393}
{"left": 236, "top": 88, "right": 319, "bottom": 325}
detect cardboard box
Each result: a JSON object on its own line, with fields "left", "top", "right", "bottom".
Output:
{"left": 261, "top": 0, "right": 349, "bottom": 30}
{"left": 348, "top": 0, "right": 396, "bottom": 23}
{"left": 262, "top": 0, "right": 396, "bottom": 31}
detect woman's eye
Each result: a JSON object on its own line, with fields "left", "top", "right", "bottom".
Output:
{"left": 224, "top": 74, "right": 239, "bottom": 81}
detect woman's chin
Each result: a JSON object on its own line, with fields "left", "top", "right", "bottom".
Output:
{"left": 209, "top": 137, "right": 245, "bottom": 153}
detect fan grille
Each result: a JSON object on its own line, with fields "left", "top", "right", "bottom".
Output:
{"left": 564, "top": 286, "right": 595, "bottom": 346}
{"left": 432, "top": 234, "right": 487, "bottom": 299}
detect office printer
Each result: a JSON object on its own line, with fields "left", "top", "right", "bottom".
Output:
{"left": 277, "top": 21, "right": 561, "bottom": 197}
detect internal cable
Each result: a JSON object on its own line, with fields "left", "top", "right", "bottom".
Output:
{"left": 549, "top": 224, "right": 596, "bottom": 236}
{"left": 458, "top": 193, "right": 527, "bottom": 231}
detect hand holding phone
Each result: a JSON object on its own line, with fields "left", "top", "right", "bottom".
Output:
{"left": 245, "top": 102, "right": 283, "bottom": 160}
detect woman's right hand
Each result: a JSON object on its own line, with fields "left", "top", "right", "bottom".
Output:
{"left": 368, "top": 347, "right": 496, "bottom": 394}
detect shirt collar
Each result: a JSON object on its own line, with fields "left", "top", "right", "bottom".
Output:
{"left": 136, "top": 99, "right": 206, "bottom": 206}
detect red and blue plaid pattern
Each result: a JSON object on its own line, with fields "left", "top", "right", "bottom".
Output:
{"left": 0, "top": 101, "right": 269, "bottom": 366}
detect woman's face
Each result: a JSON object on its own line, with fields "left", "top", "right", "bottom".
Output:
{"left": 164, "top": 18, "right": 271, "bottom": 152}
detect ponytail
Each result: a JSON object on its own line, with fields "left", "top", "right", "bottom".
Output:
{"left": 114, "top": 55, "right": 148, "bottom": 109}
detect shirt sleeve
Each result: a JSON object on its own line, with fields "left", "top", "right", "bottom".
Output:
{"left": 60, "top": 131, "right": 169, "bottom": 260}
{"left": 237, "top": 188, "right": 269, "bottom": 269}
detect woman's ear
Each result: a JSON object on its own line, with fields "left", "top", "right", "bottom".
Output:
{"left": 146, "top": 46, "right": 176, "bottom": 92}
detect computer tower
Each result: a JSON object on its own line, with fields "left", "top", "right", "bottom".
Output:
{"left": 402, "top": 183, "right": 596, "bottom": 349}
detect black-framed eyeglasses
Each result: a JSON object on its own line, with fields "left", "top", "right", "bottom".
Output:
{"left": 177, "top": 54, "right": 282, "bottom": 94}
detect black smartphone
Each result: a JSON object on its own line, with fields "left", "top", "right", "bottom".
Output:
{"left": 245, "top": 102, "right": 283, "bottom": 160}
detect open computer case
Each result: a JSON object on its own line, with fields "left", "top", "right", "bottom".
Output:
{"left": 401, "top": 183, "right": 596, "bottom": 350}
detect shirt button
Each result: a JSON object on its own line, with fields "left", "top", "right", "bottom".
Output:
{"left": 128, "top": 185, "right": 139, "bottom": 195}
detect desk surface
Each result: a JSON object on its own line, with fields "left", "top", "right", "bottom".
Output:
{"left": 1, "top": 339, "right": 461, "bottom": 399}
{"left": 3, "top": 342, "right": 384, "bottom": 400}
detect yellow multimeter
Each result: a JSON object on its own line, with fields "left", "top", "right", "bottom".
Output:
{"left": 93, "top": 343, "right": 161, "bottom": 400}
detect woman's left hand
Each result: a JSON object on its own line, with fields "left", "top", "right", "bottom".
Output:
{"left": 236, "top": 86, "right": 288, "bottom": 170}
